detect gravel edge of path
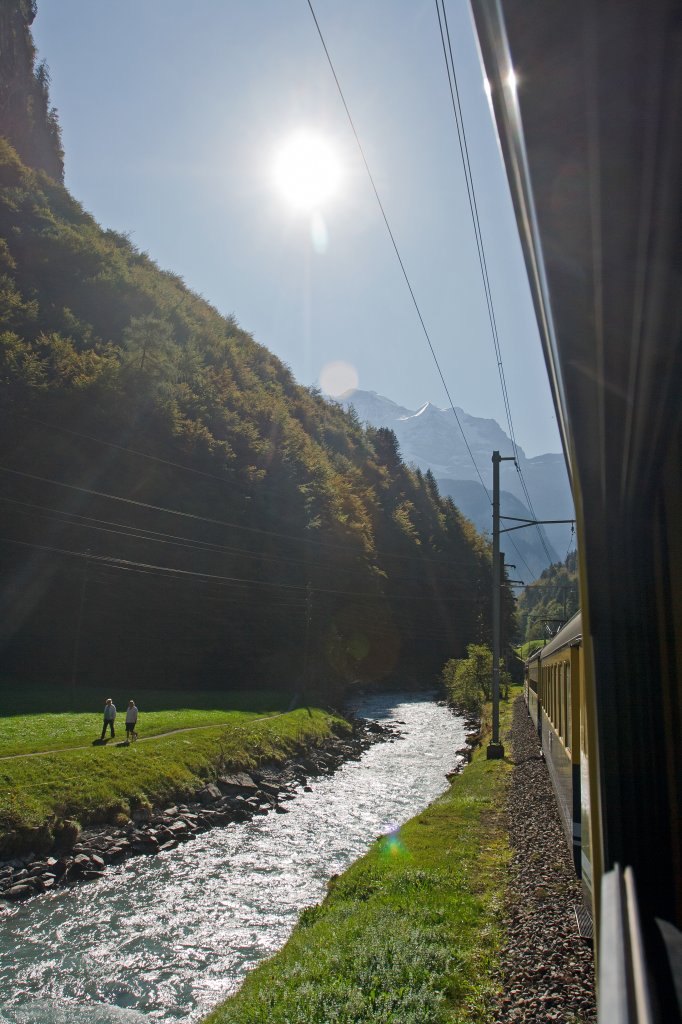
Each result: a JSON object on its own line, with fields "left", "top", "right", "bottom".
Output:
{"left": 492, "top": 696, "right": 597, "bottom": 1023}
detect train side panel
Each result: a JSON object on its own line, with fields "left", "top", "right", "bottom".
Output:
{"left": 536, "top": 615, "right": 583, "bottom": 877}
{"left": 579, "top": 642, "right": 594, "bottom": 908}
{"left": 526, "top": 653, "right": 540, "bottom": 734}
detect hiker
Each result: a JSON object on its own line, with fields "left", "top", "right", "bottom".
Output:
{"left": 125, "top": 700, "right": 138, "bottom": 742}
{"left": 101, "top": 698, "right": 116, "bottom": 740}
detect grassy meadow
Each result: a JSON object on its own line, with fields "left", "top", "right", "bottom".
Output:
{"left": 203, "top": 693, "right": 517, "bottom": 1024}
{"left": 0, "top": 684, "right": 292, "bottom": 757}
{"left": 0, "top": 683, "right": 348, "bottom": 850}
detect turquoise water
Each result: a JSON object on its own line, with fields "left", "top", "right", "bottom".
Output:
{"left": 0, "top": 693, "right": 464, "bottom": 1023}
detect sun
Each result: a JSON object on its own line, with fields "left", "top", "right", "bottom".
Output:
{"left": 273, "top": 131, "right": 342, "bottom": 211}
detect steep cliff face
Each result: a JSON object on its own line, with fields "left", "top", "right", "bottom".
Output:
{"left": 0, "top": 0, "right": 64, "bottom": 181}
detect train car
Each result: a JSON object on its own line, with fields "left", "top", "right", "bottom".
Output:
{"left": 526, "top": 613, "right": 590, "bottom": 891}
{"left": 471, "top": 2, "right": 682, "bottom": 1018}
{"left": 537, "top": 614, "right": 582, "bottom": 877}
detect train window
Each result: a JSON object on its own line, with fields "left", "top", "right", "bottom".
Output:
{"left": 561, "top": 667, "right": 569, "bottom": 749}
{"left": 552, "top": 666, "right": 557, "bottom": 725}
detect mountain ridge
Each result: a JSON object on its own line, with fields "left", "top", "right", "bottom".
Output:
{"left": 338, "top": 388, "right": 573, "bottom": 576}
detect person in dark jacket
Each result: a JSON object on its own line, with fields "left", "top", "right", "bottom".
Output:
{"left": 100, "top": 698, "right": 116, "bottom": 740}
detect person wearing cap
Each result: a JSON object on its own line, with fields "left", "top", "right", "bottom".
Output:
{"left": 125, "top": 700, "right": 138, "bottom": 743}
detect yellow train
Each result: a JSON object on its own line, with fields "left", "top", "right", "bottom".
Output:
{"left": 525, "top": 612, "right": 597, "bottom": 912}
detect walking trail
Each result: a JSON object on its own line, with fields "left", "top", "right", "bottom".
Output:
{"left": 0, "top": 711, "right": 291, "bottom": 762}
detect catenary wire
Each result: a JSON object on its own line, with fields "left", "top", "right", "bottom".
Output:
{"left": 434, "top": 0, "right": 555, "bottom": 568}
{"left": 0, "top": 536, "right": 473, "bottom": 601}
{"left": 306, "top": 0, "right": 491, "bottom": 502}
{"left": 0, "top": 464, "right": 485, "bottom": 570}
{"left": 307, "top": 0, "right": 546, "bottom": 581}
{"left": 0, "top": 495, "right": 482, "bottom": 585}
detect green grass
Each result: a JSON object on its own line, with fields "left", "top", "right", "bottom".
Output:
{"left": 0, "top": 700, "right": 349, "bottom": 852}
{"left": 203, "top": 693, "right": 518, "bottom": 1024}
{"left": 0, "top": 684, "right": 290, "bottom": 757}
{"left": 514, "top": 640, "right": 545, "bottom": 660}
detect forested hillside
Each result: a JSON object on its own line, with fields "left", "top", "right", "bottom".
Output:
{"left": 515, "top": 551, "right": 579, "bottom": 642}
{"left": 0, "top": 2, "right": 514, "bottom": 698}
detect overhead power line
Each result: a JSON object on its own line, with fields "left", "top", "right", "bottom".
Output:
{"left": 0, "top": 495, "right": 481, "bottom": 585}
{"left": 0, "top": 536, "right": 473, "bottom": 602}
{"left": 306, "top": 0, "right": 490, "bottom": 501}
{"left": 306, "top": 1, "right": 552, "bottom": 583}
{"left": 0, "top": 464, "right": 481, "bottom": 570}
{"left": 433, "top": 0, "right": 554, "bottom": 568}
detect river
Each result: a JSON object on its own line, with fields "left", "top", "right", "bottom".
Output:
{"left": 0, "top": 692, "right": 465, "bottom": 1024}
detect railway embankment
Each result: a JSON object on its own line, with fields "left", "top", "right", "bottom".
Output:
{"left": 492, "top": 696, "right": 596, "bottom": 1023}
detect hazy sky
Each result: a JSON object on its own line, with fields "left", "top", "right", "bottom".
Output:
{"left": 32, "top": 0, "right": 562, "bottom": 458}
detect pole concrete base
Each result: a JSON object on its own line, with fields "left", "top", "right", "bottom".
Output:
{"left": 486, "top": 742, "right": 505, "bottom": 760}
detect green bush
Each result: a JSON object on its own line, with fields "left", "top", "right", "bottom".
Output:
{"left": 441, "top": 644, "right": 511, "bottom": 716}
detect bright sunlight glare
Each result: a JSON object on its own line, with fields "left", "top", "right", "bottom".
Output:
{"left": 273, "top": 131, "right": 342, "bottom": 211}
{"left": 319, "top": 360, "right": 358, "bottom": 397}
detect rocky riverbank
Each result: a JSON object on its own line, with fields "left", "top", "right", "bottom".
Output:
{"left": 493, "top": 697, "right": 596, "bottom": 1022}
{"left": 0, "top": 715, "right": 398, "bottom": 906}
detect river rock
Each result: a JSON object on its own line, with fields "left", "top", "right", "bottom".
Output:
{"left": 258, "top": 782, "right": 281, "bottom": 798}
{"left": 131, "top": 836, "right": 159, "bottom": 854}
{"left": 198, "top": 784, "right": 222, "bottom": 804}
{"left": 217, "top": 773, "right": 258, "bottom": 795}
{"left": 104, "top": 847, "right": 125, "bottom": 862}
{"left": 3, "top": 884, "right": 32, "bottom": 901}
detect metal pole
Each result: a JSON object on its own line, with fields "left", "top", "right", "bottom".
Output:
{"left": 488, "top": 452, "right": 513, "bottom": 758}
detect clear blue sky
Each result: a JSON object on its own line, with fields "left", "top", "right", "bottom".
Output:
{"left": 32, "top": 0, "right": 562, "bottom": 458}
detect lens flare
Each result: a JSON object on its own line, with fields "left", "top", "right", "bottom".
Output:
{"left": 319, "top": 360, "right": 359, "bottom": 398}
{"left": 310, "top": 212, "right": 329, "bottom": 254}
{"left": 380, "top": 827, "right": 407, "bottom": 859}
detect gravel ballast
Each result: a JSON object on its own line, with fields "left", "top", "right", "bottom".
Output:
{"left": 494, "top": 696, "right": 597, "bottom": 1022}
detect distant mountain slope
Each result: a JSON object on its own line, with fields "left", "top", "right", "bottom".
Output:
{"left": 339, "top": 389, "right": 573, "bottom": 572}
